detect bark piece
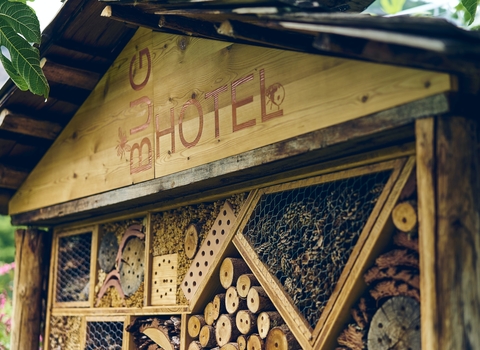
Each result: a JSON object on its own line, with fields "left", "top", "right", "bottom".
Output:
{"left": 237, "top": 274, "right": 259, "bottom": 298}
{"left": 265, "top": 325, "right": 299, "bottom": 350}
{"left": 257, "top": 312, "right": 284, "bottom": 339}
{"left": 236, "top": 310, "right": 257, "bottom": 335}
{"left": 216, "top": 314, "right": 241, "bottom": 347}
{"left": 392, "top": 201, "right": 417, "bottom": 233}
{"left": 364, "top": 266, "right": 420, "bottom": 289}
{"left": 393, "top": 231, "right": 419, "bottom": 252}
{"left": 188, "top": 315, "right": 206, "bottom": 339}
{"left": 226, "top": 286, "right": 247, "bottom": 314}
{"left": 247, "top": 287, "right": 273, "bottom": 314}
{"left": 220, "top": 258, "right": 250, "bottom": 289}
{"left": 247, "top": 334, "right": 265, "bottom": 350}
{"left": 370, "top": 280, "right": 420, "bottom": 302}
{"left": 98, "top": 231, "right": 119, "bottom": 273}
{"left": 368, "top": 296, "right": 420, "bottom": 350}
{"left": 337, "top": 324, "right": 365, "bottom": 350}
{"left": 185, "top": 223, "right": 200, "bottom": 259}
{"left": 199, "top": 325, "right": 216, "bottom": 348}
{"left": 375, "top": 249, "right": 419, "bottom": 269}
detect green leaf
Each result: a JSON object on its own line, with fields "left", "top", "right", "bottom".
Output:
{"left": 460, "top": 0, "right": 477, "bottom": 24}
{"left": 0, "top": 0, "right": 48, "bottom": 98}
{"left": 380, "top": 0, "right": 406, "bottom": 14}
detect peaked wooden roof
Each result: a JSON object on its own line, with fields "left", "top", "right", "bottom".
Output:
{"left": 1, "top": 0, "right": 480, "bottom": 217}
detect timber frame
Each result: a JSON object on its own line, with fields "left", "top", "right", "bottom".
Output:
{"left": 4, "top": 1, "right": 480, "bottom": 349}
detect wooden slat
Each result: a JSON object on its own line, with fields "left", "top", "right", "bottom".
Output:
{"left": 0, "top": 109, "right": 62, "bottom": 140}
{"left": 42, "top": 58, "right": 100, "bottom": 90}
{"left": 9, "top": 91, "right": 449, "bottom": 224}
{"left": 50, "top": 305, "right": 190, "bottom": 316}
{"left": 435, "top": 116, "right": 480, "bottom": 349}
{"left": 415, "top": 117, "right": 438, "bottom": 350}
{"left": 102, "top": 5, "right": 164, "bottom": 32}
{"left": 0, "top": 164, "right": 28, "bottom": 189}
{"left": 0, "top": 188, "right": 13, "bottom": 215}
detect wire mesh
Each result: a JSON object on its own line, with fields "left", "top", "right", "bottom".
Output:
{"left": 56, "top": 232, "right": 92, "bottom": 303}
{"left": 85, "top": 321, "right": 123, "bottom": 350}
{"left": 242, "top": 170, "right": 392, "bottom": 328}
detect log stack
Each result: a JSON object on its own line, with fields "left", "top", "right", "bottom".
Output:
{"left": 126, "top": 316, "right": 181, "bottom": 350}
{"left": 336, "top": 180, "right": 421, "bottom": 350}
{"left": 187, "top": 257, "right": 299, "bottom": 350}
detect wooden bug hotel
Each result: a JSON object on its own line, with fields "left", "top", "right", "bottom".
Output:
{"left": 2, "top": 0, "right": 479, "bottom": 349}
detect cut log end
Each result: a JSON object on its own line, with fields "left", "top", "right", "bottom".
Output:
{"left": 185, "top": 223, "right": 200, "bottom": 259}
{"left": 265, "top": 325, "right": 298, "bottom": 350}
{"left": 247, "top": 334, "right": 265, "bottom": 350}
{"left": 237, "top": 274, "right": 259, "bottom": 298}
{"left": 188, "top": 315, "right": 206, "bottom": 339}
{"left": 220, "top": 258, "right": 250, "bottom": 289}
{"left": 392, "top": 201, "right": 417, "bottom": 233}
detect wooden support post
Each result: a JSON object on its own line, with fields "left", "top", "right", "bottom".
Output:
{"left": 416, "top": 116, "right": 480, "bottom": 350}
{"left": 10, "top": 228, "right": 50, "bottom": 350}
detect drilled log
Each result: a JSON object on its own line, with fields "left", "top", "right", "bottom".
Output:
{"left": 205, "top": 302, "right": 216, "bottom": 326}
{"left": 188, "top": 341, "right": 203, "bottom": 350}
{"left": 221, "top": 343, "right": 239, "bottom": 350}
{"left": 238, "top": 335, "right": 247, "bottom": 350}
{"left": 392, "top": 201, "right": 417, "bottom": 233}
{"left": 247, "top": 287, "right": 273, "bottom": 314}
{"left": 226, "top": 286, "right": 247, "bottom": 314}
{"left": 257, "top": 312, "right": 284, "bottom": 339}
{"left": 199, "top": 325, "right": 216, "bottom": 348}
{"left": 213, "top": 293, "right": 227, "bottom": 320}
{"left": 216, "top": 314, "right": 241, "bottom": 347}
{"left": 247, "top": 334, "right": 265, "bottom": 350}
{"left": 237, "top": 274, "right": 259, "bottom": 298}
{"left": 265, "top": 325, "right": 299, "bottom": 350}
{"left": 220, "top": 258, "right": 250, "bottom": 289}
{"left": 185, "top": 223, "right": 200, "bottom": 259}
{"left": 236, "top": 310, "right": 257, "bottom": 335}
{"left": 188, "top": 315, "right": 206, "bottom": 339}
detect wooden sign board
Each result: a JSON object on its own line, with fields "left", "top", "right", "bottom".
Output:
{"left": 9, "top": 28, "right": 452, "bottom": 214}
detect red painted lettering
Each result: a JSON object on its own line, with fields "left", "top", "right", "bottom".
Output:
{"left": 155, "top": 108, "right": 176, "bottom": 157}
{"left": 260, "top": 69, "right": 284, "bottom": 122}
{"left": 231, "top": 74, "right": 255, "bottom": 133}
{"left": 179, "top": 99, "right": 204, "bottom": 148}
{"left": 130, "top": 137, "right": 152, "bottom": 174}
{"left": 205, "top": 85, "right": 227, "bottom": 138}
{"left": 130, "top": 96, "right": 153, "bottom": 134}
{"left": 129, "top": 48, "right": 151, "bottom": 91}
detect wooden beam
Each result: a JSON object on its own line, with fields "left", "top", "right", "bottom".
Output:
{"left": 11, "top": 228, "right": 51, "bottom": 350}
{"left": 10, "top": 93, "right": 449, "bottom": 225}
{"left": 0, "top": 189, "right": 14, "bottom": 215}
{"left": 42, "top": 58, "right": 100, "bottom": 91}
{"left": 102, "top": 5, "right": 162, "bottom": 31}
{"left": 48, "top": 84, "right": 91, "bottom": 106}
{"left": 0, "top": 109, "right": 62, "bottom": 140}
{"left": 434, "top": 116, "right": 480, "bottom": 349}
{"left": 0, "top": 164, "right": 28, "bottom": 190}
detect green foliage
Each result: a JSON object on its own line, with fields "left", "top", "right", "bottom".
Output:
{"left": 0, "top": 0, "right": 48, "bottom": 98}
{"left": 460, "top": 0, "right": 477, "bottom": 24}
{"left": 0, "top": 217, "right": 14, "bottom": 264}
{"left": 380, "top": 0, "right": 407, "bottom": 14}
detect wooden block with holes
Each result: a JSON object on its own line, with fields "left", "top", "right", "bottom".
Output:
{"left": 181, "top": 202, "right": 236, "bottom": 300}
{"left": 151, "top": 254, "right": 178, "bottom": 305}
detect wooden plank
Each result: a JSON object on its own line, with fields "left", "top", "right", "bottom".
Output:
{"left": 9, "top": 27, "right": 452, "bottom": 215}
{"left": 10, "top": 229, "right": 51, "bottom": 350}
{"left": 89, "top": 225, "right": 100, "bottom": 308}
{"left": 435, "top": 116, "right": 480, "bottom": 349}
{"left": 0, "top": 189, "right": 13, "bottom": 215}
{"left": 44, "top": 227, "right": 59, "bottom": 350}
{"left": 124, "top": 315, "right": 135, "bottom": 350}
{"left": 10, "top": 93, "right": 448, "bottom": 225}
{"left": 314, "top": 156, "right": 415, "bottom": 350}
{"left": 50, "top": 305, "right": 190, "bottom": 316}
{"left": 42, "top": 58, "right": 100, "bottom": 90}
{"left": 0, "top": 164, "right": 27, "bottom": 190}
{"left": 0, "top": 109, "right": 62, "bottom": 140}
{"left": 415, "top": 117, "right": 438, "bottom": 350}
{"left": 144, "top": 213, "right": 153, "bottom": 306}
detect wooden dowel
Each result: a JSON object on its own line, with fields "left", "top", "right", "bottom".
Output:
{"left": 216, "top": 314, "right": 241, "bottom": 347}
{"left": 237, "top": 274, "right": 259, "bottom": 298}
{"left": 188, "top": 315, "right": 206, "bottom": 339}
{"left": 220, "top": 258, "right": 250, "bottom": 289}
{"left": 236, "top": 310, "right": 257, "bottom": 335}
{"left": 247, "top": 287, "right": 273, "bottom": 314}
{"left": 226, "top": 286, "right": 247, "bottom": 314}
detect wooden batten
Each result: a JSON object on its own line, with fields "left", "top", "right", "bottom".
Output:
{"left": 41, "top": 58, "right": 100, "bottom": 91}
{"left": 9, "top": 26, "right": 452, "bottom": 216}
{"left": 0, "top": 109, "right": 63, "bottom": 140}
{"left": 0, "top": 164, "right": 28, "bottom": 190}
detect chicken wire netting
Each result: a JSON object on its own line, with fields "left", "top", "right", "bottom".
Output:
{"left": 85, "top": 321, "right": 123, "bottom": 350}
{"left": 56, "top": 232, "right": 92, "bottom": 303}
{"left": 242, "top": 170, "right": 392, "bottom": 328}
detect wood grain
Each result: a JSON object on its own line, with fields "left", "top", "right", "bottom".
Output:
{"left": 10, "top": 28, "right": 452, "bottom": 215}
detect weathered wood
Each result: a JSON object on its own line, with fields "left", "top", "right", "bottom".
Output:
{"left": 188, "top": 315, "right": 206, "bottom": 339}
{"left": 367, "top": 296, "right": 420, "bottom": 350}
{"left": 247, "top": 287, "right": 273, "bottom": 314}
{"left": 199, "top": 325, "right": 217, "bottom": 348}
{"left": 265, "top": 325, "right": 299, "bottom": 350}
{"left": 257, "top": 312, "right": 284, "bottom": 339}
{"left": 225, "top": 286, "right": 247, "bottom": 315}
{"left": 0, "top": 109, "right": 62, "bottom": 140}
{"left": 0, "top": 188, "right": 13, "bottom": 215}
{"left": 10, "top": 229, "right": 50, "bottom": 350}
{"left": 11, "top": 94, "right": 444, "bottom": 226}
{"left": 247, "top": 334, "right": 264, "bottom": 350}
{"left": 415, "top": 117, "right": 437, "bottom": 350}
{"left": 392, "top": 200, "right": 417, "bottom": 232}
{"left": 236, "top": 310, "right": 257, "bottom": 335}
{"left": 42, "top": 58, "right": 100, "bottom": 90}
{"left": 435, "top": 116, "right": 480, "bottom": 350}
{"left": 237, "top": 274, "right": 259, "bottom": 298}
{"left": 185, "top": 222, "right": 201, "bottom": 259}
{"left": 220, "top": 258, "right": 250, "bottom": 289}
{"left": 216, "top": 314, "right": 241, "bottom": 347}
{"left": 0, "top": 164, "right": 28, "bottom": 190}
{"left": 204, "top": 302, "right": 216, "bottom": 326}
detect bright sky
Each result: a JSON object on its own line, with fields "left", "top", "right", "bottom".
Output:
{"left": 29, "top": 0, "right": 65, "bottom": 31}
